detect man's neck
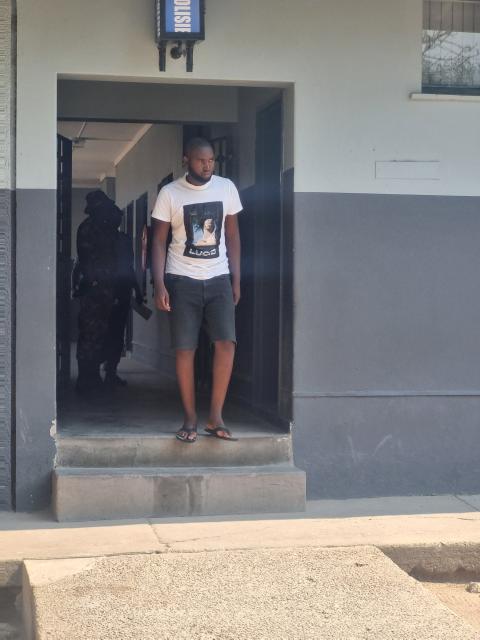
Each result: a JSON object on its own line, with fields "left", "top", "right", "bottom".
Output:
{"left": 186, "top": 171, "right": 211, "bottom": 186}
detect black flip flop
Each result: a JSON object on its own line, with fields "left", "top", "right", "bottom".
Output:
{"left": 204, "top": 426, "right": 238, "bottom": 441}
{"left": 175, "top": 426, "right": 197, "bottom": 443}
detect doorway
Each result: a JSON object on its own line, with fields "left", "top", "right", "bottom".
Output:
{"left": 55, "top": 81, "right": 293, "bottom": 438}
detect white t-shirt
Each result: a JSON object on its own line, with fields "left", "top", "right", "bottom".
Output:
{"left": 151, "top": 174, "right": 243, "bottom": 280}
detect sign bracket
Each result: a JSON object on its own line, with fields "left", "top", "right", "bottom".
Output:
{"left": 155, "top": 0, "right": 206, "bottom": 73}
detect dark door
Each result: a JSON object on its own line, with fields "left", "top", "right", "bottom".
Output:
{"left": 135, "top": 193, "right": 148, "bottom": 298}
{"left": 125, "top": 201, "right": 134, "bottom": 351}
{"left": 56, "top": 134, "right": 73, "bottom": 390}
{"left": 253, "top": 99, "right": 283, "bottom": 414}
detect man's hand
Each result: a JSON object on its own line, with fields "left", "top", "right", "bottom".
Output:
{"left": 155, "top": 283, "right": 171, "bottom": 312}
{"left": 232, "top": 278, "right": 241, "bottom": 306}
{"left": 225, "top": 215, "right": 241, "bottom": 306}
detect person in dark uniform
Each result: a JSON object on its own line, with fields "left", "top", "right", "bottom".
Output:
{"left": 103, "top": 229, "right": 143, "bottom": 388}
{"left": 75, "top": 190, "right": 122, "bottom": 394}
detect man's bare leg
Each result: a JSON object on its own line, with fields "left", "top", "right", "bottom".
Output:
{"left": 206, "top": 340, "right": 235, "bottom": 438}
{"left": 175, "top": 349, "right": 197, "bottom": 441}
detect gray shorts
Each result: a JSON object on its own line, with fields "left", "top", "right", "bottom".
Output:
{"left": 165, "top": 273, "right": 236, "bottom": 350}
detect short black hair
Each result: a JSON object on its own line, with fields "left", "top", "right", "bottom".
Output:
{"left": 184, "top": 137, "right": 214, "bottom": 156}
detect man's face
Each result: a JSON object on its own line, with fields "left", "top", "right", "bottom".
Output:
{"left": 185, "top": 146, "right": 215, "bottom": 183}
{"left": 204, "top": 218, "right": 214, "bottom": 233}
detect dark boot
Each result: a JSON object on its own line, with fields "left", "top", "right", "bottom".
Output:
{"left": 104, "top": 366, "right": 127, "bottom": 389}
{"left": 76, "top": 361, "right": 104, "bottom": 394}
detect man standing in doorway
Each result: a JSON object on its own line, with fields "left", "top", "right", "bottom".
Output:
{"left": 152, "top": 138, "right": 242, "bottom": 442}
{"left": 75, "top": 190, "right": 122, "bottom": 394}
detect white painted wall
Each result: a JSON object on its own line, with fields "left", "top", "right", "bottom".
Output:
{"left": 115, "top": 123, "right": 183, "bottom": 370}
{"left": 16, "top": 0, "right": 480, "bottom": 196}
{"left": 0, "top": 0, "right": 13, "bottom": 191}
{"left": 116, "top": 125, "right": 183, "bottom": 212}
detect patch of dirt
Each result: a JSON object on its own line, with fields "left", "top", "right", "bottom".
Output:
{"left": 421, "top": 580, "right": 480, "bottom": 631}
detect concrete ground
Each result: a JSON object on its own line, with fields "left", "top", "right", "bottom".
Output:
{"left": 24, "top": 547, "right": 480, "bottom": 640}
{"left": 15, "top": 356, "right": 476, "bottom": 636}
{"left": 2, "top": 495, "right": 480, "bottom": 566}
{"left": 2, "top": 495, "right": 480, "bottom": 638}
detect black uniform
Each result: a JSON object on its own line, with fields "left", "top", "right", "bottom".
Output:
{"left": 103, "top": 232, "right": 141, "bottom": 377}
{"left": 75, "top": 191, "right": 121, "bottom": 392}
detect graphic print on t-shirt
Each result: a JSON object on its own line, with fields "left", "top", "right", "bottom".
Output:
{"left": 183, "top": 201, "right": 224, "bottom": 259}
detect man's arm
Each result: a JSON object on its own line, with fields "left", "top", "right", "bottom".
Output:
{"left": 152, "top": 219, "right": 171, "bottom": 312}
{"left": 225, "top": 214, "right": 241, "bottom": 305}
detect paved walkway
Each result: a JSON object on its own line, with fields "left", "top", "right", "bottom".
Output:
{"left": 1, "top": 494, "right": 480, "bottom": 580}
{"left": 2, "top": 495, "right": 480, "bottom": 639}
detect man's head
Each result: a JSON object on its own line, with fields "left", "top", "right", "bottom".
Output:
{"left": 184, "top": 138, "right": 215, "bottom": 185}
{"left": 85, "top": 190, "right": 112, "bottom": 216}
{"left": 203, "top": 218, "right": 215, "bottom": 233}
{"left": 85, "top": 190, "right": 123, "bottom": 228}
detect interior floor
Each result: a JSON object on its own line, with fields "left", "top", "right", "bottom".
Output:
{"left": 58, "top": 355, "right": 283, "bottom": 437}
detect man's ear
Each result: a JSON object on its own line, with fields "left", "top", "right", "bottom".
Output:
{"left": 182, "top": 155, "right": 188, "bottom": 168}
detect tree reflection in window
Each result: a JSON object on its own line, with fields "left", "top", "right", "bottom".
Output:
{"left": 423, "top": 0, "right": 480, "bottom": 93}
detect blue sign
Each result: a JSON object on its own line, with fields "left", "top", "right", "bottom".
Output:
{"left": 165, "top": 0, "right": 201, "bottom": 35}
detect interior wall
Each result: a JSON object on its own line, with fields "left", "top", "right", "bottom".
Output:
{"left": 115, "top": 123, "right": 183, "bottom": 374}
{"left": 100, "top": 176, "right": 116, "bottom": 201}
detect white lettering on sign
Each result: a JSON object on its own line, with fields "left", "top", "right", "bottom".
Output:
{"left": 174, "top": 0, "right": 191, "bottom": 32}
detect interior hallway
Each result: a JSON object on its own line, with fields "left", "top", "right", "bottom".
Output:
{"left": 58, "top": 355, "right": 282, "bottom": 437}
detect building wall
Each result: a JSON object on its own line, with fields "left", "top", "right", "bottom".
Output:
{"left": 293, "top": 193, "right": 480, "bottom": 497}
{"left": 0, "top": 0, "right": 14, "bottom": 510}
{"left": 14, "top": 0, "right": 480, "bottom": 506}
{"left": 16, "top": 0, "right": 480, "bottom": 197}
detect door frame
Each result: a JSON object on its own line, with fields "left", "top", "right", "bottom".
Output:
{"left": 15, "top": 80, "right": 295, "bottom": 510}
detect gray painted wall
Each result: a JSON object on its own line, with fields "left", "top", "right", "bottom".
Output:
{"left": 58, "top": 81, "right": 239, "bottom": 125}
{"left": 293, "top": 193, "right": 480, "bottom": 498}
{"left": 15, "top": 190, "right": 57, "bottom": 510}
{"left": 0, "top": 0, "right": 14, "bottom": 510}
{"left": 0, "top": 190, "right": 13, "bottom": 510}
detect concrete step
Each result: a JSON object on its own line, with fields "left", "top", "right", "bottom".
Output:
{"left": 55, "top": 432, "right": 293, "bottom": 468}
{"left": 53, "top": 464, "right": 306, "bottom": 521}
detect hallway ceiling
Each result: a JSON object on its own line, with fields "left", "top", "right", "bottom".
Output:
{"left": 57, "top": 121, "right": 151, "bottom": 187}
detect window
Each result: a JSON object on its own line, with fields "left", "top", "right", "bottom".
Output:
{"left": 423, "top": 0, "right": 480, "bottom": 94}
